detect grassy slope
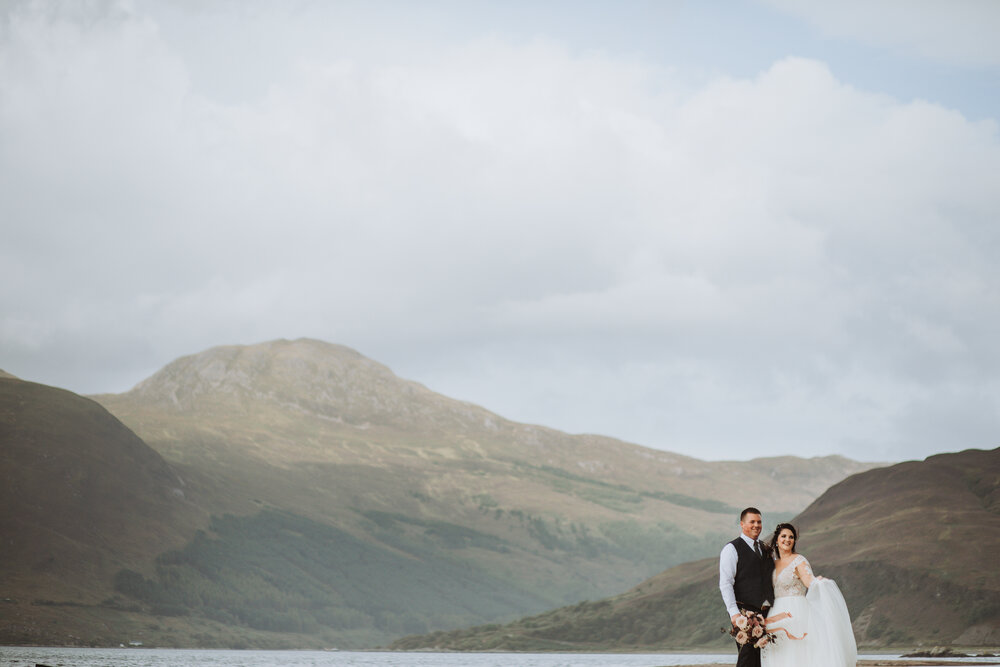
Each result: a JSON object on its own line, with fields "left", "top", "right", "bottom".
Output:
{"left": 91, "top": 341, "right": 878, "bottom": 625}
{"left": 0, "top": 377, "right": 209, "bottom": 645}
{"left": 0, "top": 378, "right": 203, "bottom": 596}
{"left": 390, "top": 447, "right": 1000, "bottom": 651}
{"left": 115, "top": 509, "right": 557, "bottom": 635}
{"left": 2, "top": 339, "right": 881, "bottom": 648}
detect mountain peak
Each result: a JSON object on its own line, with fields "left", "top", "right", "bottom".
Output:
{"left": 121, "top": 338, "right": 487, "bottom": 430}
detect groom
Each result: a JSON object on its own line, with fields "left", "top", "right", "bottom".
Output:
{"left": 719, "top": 507, "right": 775, "bottom": 667}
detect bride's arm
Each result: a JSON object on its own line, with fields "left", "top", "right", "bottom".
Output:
{"left": 796, "top": 557, "right": 817, "bottom": 588}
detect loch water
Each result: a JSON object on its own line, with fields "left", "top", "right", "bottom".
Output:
{"left": 4, "top": 647, "right": 728, "bottom": 667}
{"left": 0, "top": 647, "right": 967, "bottom": 667}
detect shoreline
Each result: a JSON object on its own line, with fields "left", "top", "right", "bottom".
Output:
{"left": 669, "top": 663, "right": 1000, "bottom": 667}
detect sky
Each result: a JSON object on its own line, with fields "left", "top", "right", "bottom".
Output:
{"left": 2, "top": 0, "right": 999, "bottom": 463}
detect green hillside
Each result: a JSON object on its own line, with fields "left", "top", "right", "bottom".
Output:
{"left": 1, "top": 339, "right": 881, "bottom": 648}
{"left": 391, "top": 447, "right": 1000, "bottom": 651}
{"left": 114, "top": 509, "right": 551, "bottom": 636}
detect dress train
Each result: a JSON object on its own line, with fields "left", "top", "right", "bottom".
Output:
{"left": 762, "top": 556, "right": 856, "bottom": 667}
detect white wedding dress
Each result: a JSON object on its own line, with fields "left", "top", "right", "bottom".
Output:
{"left": 761, "top": 554, "right": 857, "bottom": 667}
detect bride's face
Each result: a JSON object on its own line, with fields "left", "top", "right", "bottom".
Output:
{"left": 777, "top": 528, "right": 795, "bottom": 554}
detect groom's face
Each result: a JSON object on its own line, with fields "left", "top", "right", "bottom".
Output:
{"left": 741, "top": 513, "right": 762, "bottom": 540}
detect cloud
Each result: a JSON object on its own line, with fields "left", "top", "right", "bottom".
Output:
{"left": 1, "top": 2, "right": 998, "bottom": 461}
{"left": 763, "top": 0, "right": 1000, "bottom": 68}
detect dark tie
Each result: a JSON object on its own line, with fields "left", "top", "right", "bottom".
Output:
{"left": 754, "top": 540, "right": 762, "bottom": 557}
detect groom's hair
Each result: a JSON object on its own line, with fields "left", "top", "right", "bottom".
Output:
{"left": 740, "top": 507, "right": 762, "bottom": 520}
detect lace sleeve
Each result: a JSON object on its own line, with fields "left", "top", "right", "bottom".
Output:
{"left": 796, "top": 556, "right": 816, "bottom": 585}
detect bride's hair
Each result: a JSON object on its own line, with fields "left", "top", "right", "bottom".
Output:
{"left": 766, "top": 522, "right": 798, "bottom": 558}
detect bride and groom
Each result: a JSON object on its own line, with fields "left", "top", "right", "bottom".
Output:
{"left": 719, "top": 507, "right": 857, "bottom": 667}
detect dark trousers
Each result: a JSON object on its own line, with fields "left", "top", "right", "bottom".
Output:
{"left": 734, "top": 605, "right": 762, "bottom": 667}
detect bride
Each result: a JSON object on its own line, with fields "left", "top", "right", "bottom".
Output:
{"left": 761, "top": 523, "right": 857, "bottom": 667}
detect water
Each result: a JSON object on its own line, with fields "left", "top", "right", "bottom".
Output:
{"left": 1, "top": 648, "right": 995, "bottom": 667}
{"left": 2, "top": 648, "right": 728, "bottom": 667}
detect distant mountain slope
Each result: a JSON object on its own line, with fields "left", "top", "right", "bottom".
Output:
{"left": 0, "top": 377, "right": 199, "bottom": 597}
{"left": 794, "top": 448, "right": 999, "bottom": 583}
{"left": 88, "top": 339, "right": 880, "bottom": 647}
{"left": 95, "top": 339, "right": 877, "bottom": 575}
{"left": 391, "top": 447, "right": 1000, "bottom": 650}
{"left": 96, "top": 338, "right": 876, "bottom": 518}
{"left": 112, "top": 509, "right": 562, "bottom": 642}
{"left": 0, "top": 376, "right": 210, "bottom": 644}
{"left": 2, "top": 338, "right": 880, "bottom": 648}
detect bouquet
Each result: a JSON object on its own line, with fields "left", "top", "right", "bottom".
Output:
{"left": 722, "top": 608, "right": 778, "bottom": 649}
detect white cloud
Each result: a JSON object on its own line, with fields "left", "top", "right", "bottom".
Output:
{"left": 1, "top": 2, "right": 998, "bottom": 461}
{"left": 764, "top": 0, "right": 1000, "bottom": 68}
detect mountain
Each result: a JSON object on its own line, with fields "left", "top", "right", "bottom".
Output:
{"left": 96, "top": 339, "right": 871, "bottom": 513}
{"left": 0, "top": 376, "right": 204, "bottom": 644}
{"left": 1, "top": 338, "right": 880, "bottom": 648}
{"left": 95, "top": 338, "right": 876, "bottom": 517}
{"left": 792, "top": 447, "right": 1000, "bottom": 646}
{"left": 390, "top": 447, "right": 1000, "bottom": 651}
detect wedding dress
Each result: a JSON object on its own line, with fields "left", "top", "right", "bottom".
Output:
{"left": 761, "top": 555, "right": 857, "bottom": 667}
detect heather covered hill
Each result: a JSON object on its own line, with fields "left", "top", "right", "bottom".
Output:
{"left": 0, "top": 377, "right": 200, "bottom": 599}
{"left": 391, "top": 447, "right": 1000, "bottom": 651}
{"left": 793, "top": 447, "right": 999, "bottom": 583}
{"left": 791, "top": 447, "right": 1000, "bottom": 646}
{"left": 0, "top": 376, "right": 209, "bottom": 645}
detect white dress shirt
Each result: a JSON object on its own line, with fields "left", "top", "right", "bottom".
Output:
{"left": 719, "top": 533, "right": 766, "bottom": 617}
